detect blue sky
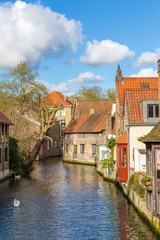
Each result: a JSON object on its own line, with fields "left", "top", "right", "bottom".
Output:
{"left": 0, "top": 0, "right": 160, "bottom": 95}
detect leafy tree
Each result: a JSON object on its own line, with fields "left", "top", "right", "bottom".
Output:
{"left": 9, "top": 137, "right": 33, "bottom": 176}
{"left": 0, "top": 61, "right": 62, "bottom": 166}
{"left": 104, "top": 88, "right": 116, "bottom": 102}
{"left": 77, "top": 86, "right": 105, "bottom": 102}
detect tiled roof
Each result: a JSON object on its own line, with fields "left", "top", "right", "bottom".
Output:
{"left": 0, "top": 112, "right": 13, "bottom": 125}
{"left": 75, "top": 102, "right": 112, "bottom": 116}
{"left": 64, "top": 112, "right": 106, "bottom": 133}
{"left": 41, "top": 91, "right": 73, "bottom": 106}
{"left": 65, "top": 102, "right": 113, "bottom": 134}
{"left": 125, "top": 89, "right": 158, "bottom": 124}
{"left": 116, "top": 131, "right": 128, "bottom": 144}
{"left": 118, "top": 77, "right": 158, "bottom": 107}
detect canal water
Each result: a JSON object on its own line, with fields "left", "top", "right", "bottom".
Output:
{"left": 0, "top": 157, "right": 158, "bottom": 240}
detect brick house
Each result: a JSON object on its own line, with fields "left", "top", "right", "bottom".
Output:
{"left": 5, "top": 106, "right": 41, "bottom": 155}
{"left": 115, "top": 66, "right": 158, "bottom": 182}
{"left": 39, "top": 91, "right": 73, "bottom": 158}
{"left": 63, "top": 102, "right": 114, "bottom": 165}
{"left": 0, "top": 112, "right": 13, "bottom": 180}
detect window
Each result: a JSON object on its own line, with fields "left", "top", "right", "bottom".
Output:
{"left": 10, "top": 111, "right": 15, "bottom": 117}
{"left": 148, "top": 105, "right": 159, "bottom": 119}
{"left": 61, "top": 130, "right": 64, "bottom": 137}
{"left": 140, "top": 82, "right": 149, "bottom": 89}
{"left": 80, "top": 144, "right": 85, "bottom": 154}
{"left": 22, "top": 110, "right": 28, "bottom": 117}
{"left": 61, "top": 109, "right": 65, "bottom": 116}
{"left": 55, "top": 110, "right": 60, "bottom": 116}
{"left": 92, "top": 144, "right": 96, "bottom": 155}
{"left": 74, "top": 145, "right": 77, "bottom": 154}
{"left": 5, "top": 148, "right": 8, "bottom": 162}
{"left": 141, "top": 100, "right": 159, "bottom": 123}
{"left": 121, "top": 147, "right": 126, "bottom": 167}
{"left": 66, "top": 143, "right": 68, "bottom": 153}
{"left": 61, "top": 141, "right": 64, "bottom": 149}
{"left": 60, "top": 120, "right": 66, "bottom": 127}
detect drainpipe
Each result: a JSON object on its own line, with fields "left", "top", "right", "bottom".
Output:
{"left": 127, "top": 125, "right": 130, "bottom": 181}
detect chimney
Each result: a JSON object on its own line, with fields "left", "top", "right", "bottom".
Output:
{"left": 116, "top": 65, "right": 122, "bottom": 82}
{"left": 90, "top": 107, "right": 95, "bottom": 115}
{"left": 115, "top": 65, "right": 123, "bottom": 139}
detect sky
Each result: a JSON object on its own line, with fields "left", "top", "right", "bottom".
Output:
{"left": 0, "top": 0, "right": 160, "bottom": 96}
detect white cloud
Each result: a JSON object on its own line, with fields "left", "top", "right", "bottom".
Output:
{"left": 68, "top": 71, "right": 104, "bottom": 84}
{"left": 0, "top": 1, "right": 82, "bottom": 71}
{"left": 129, "top": 68, "right": 158, "bottom": 77}
{"left": 39, "top": 80, "right": 70, "bottom": 93}
{"left": 80, "top": 39, "right": 135, "bottom": 67}
{"left": 133, "top": 49, "right": 160, "bottom": 67}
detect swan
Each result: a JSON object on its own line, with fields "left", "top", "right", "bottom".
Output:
{"left": 13, "top": 199, "right": 20, "bottom": 207}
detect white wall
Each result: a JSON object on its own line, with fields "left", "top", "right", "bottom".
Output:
{"left": 129, "top": 125, "right": 154, "bottom": 169}
{"left": 134, "top": 149, "right": 146, "bottom": 172}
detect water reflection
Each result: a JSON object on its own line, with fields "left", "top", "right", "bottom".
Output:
{"left": 0, "top": 157, "right": 158, "bottom": 240}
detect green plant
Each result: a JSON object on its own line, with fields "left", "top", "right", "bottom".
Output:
{"left": 101, "top": 137, "right": 116, "bottom": 169}
{"left": 128, "top": 173, "right": 145, "bottom": 198}
{"left": 141, "top": 176, "right": 152, "bottom": 184}
{"left": 9, "top": 137, "right": 33, "bottom": 177}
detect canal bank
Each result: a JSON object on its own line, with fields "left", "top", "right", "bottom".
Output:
{"left": 96, "top": 163, "right": 160, "bottom": 238}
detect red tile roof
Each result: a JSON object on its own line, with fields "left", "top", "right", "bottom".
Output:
{"left": 64, "top": 112, "right": 106, "bottom": 133}
{"left": 75, "top": 102, "right": 112, "bottom": 116}
{"left": 118, "top": 77, "right": 158, "bottom": 107}
{"left": 0, "top": 112, "right": 13, "bottom": 125}
{"left": 117, "top": 77, "right": 158, "bottom": 124}
{"left": 41, "top": 91, "right": 73, "bottom": 106}
{"left": 125, "top": 89, "right": 158, "bottom": 124}
{"left": 116, "top": 131, "right": 128, "bottom": 144}
{"left": 65, "top": 102, "right": 113, "bottom": 134}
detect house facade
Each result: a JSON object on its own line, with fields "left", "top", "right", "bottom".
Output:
{"left": 39, "top": 91, "right": 73, "bottom": 158}
{"left": 115, "top": 66, "right": 158, "bottom": 182}
{"left": 64, "top": 102, "right": 113, "bottom": 165}
{"left": 139, "top": 59, "right": 160, "bottom": 217}
{"left": 0, "top": 112, "right": 13, "bottom": 180}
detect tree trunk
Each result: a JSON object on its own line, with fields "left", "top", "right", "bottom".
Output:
{"left": 24, "top": 137, "right": 45, "bottom": 165}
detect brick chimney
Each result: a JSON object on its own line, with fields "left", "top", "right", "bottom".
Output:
{"left": 115, "top": 65, "right": 123, "bottom": 139}
{"left": 158, "top": 59, "right": 160, "bottom": 120}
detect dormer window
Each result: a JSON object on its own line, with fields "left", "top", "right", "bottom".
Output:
{"left": 148, "top": 104, "right": 159, "bottom": 118}
{"left": 141, "top": 100, "right": 159, "bottom": 123}
{"left": 140, "top": 82, "right": 149, "bottom": 89}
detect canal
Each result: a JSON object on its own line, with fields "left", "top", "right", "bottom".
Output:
{"left": 0, "top": 157, "right": 158, "bottom": 240}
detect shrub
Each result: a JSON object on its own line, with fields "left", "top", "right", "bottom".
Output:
{"left": 9, "top": 137, "right": 33, "bottom": 177}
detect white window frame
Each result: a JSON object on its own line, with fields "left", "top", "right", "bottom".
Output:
{"left": 55, "top": 110, "right": 60, "bottom": 116}
{"left": 61, "top": 109, "right": 65, "bottom": 116}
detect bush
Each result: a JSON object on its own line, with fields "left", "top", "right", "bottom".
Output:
{"left": 9, "top": 137, "right": 33, "bottom": 177}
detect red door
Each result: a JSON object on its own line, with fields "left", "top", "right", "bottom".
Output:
{"left": 118, "top": 144, "right": 128, "bottom": 182}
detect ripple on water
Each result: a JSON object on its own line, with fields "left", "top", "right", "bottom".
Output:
{"left": 0, "top": 158, "right": 158, "bottom": 240}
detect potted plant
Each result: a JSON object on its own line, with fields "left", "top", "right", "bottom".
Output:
{"left": 141, "top": 176, "right": 152, "bottom": 186}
